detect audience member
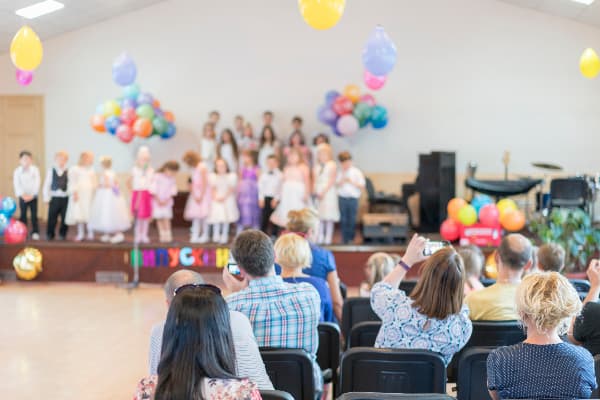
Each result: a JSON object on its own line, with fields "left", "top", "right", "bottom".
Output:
{"left": 359, "top": 252, "right": 395, "bottom": 297}
{"left": 465, "top": 234, "right": 532, "bottom": 321}
{"left": 135, "top": 283, "right": 262, "bottom": 399}
{"left": 571, "top": 259, "right": 600, "bottom": 355}
{"left": 536, "top": 243, "right": 565, "bottom": 272}
{"left": 458, "top": 245, "right": 485, "bottom": 295}
{"left": 371, "top": 234, "right": 472, "bottom": 366}
{"left": 147, "top": 270, "right": 272, "bottom": 390}
{"left": 487, "top": 272, "right": 596, "bottom": 400}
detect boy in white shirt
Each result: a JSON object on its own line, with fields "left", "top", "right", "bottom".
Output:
{"left": 258, "top": 154, "right": 282, "bottom": 237}
{"left": 13, "top": 150, "right": 41, "bottom": 240}
{"left": 43, "top": 150, "right": 69, "bottom": 240}
{"left": 336, "top": 151, "right": 365, "bottom": 244}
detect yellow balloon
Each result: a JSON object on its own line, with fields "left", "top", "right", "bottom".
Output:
{"left": 343, "top": 84, "right": 361, "bottom": 103}
{"left": 13, "top": 247, "right": 42, "bottom": 280}
{"left": 103, "top": 100, "right": 121, "bottom": 117}
{"left": 580, "top": 48, "right": 600, "bottom": 79}
{"left": 497, "top": 198, "right": 517, "bottom": 218}
{"left": 10, "top": 25, "right": 43, "bottom": 71}
{"left": 298, "top": 0, "right": 345, "bottom": 30}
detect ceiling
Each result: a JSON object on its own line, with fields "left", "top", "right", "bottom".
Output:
{"left": 0, "top": 0, "right": 164, "bottom": 51}
{"left": 500, "top": 0, "right": 600, "bottom": 27}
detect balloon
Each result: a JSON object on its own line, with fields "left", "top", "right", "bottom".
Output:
{"left": 332, "top": 123, "right": 343, "bottom": 137}
{"left": 343, "top": 84, "right": 361, "bottom": 103}
{"left": 447, "top": 198, "right": 467, "bottom": 222}
{"left": 485, "top": 252, "right": 498, "bottom": 279}
{"left": 370, "top": 105, "right": 388, "bottom": 129}
{"left": 1, "top": 197, "right": 17, "bottom": 218}
{"left": 317, "top": 105, "right": 338, "bottom": 125}
{"left": 332, "top": 95, "right": 353, "bottom": 115}
{"left": 371, "top": 116, "right": 388, "bottom": 129}
{"left": 133, "top": 118, "right": 153, "bottom": 137}
{"left": 336, "top": 114, "right": 359, "bottom": 136}
{"left": 458, "top": 205, "right": 478, "bottom": 226}
{"left": 136, "top": 104, "right": 155, "bottom": 120}
{"left": 152, "top": 117, "right": 169, "bottom": 135}
{"left": 163, "top": 111, "right": 175, "bottom": 123}
{"left": 353, "top": 102, "right": 372, "bottom": 127}
{"left": 4, "top": 219, "right": 27, "bottom": 244}
{"left": 161, "top": 123, "right": 177, "bottom": 139}
{"left": 362, "top": 25, "right": 397, "bottom": 76}
{"left": 325, "top": 90, "right": 340, "bottom": 105}
{"left": 13, "top": 247, "right": 42, "bottom": 280}
{"left": 440, "top": 219, "right": 461, "bottom": 241}
{"left": 364, "top": 69, "right": 387, "bottom": 90}
{"left": 123, "top": 83, "right": 140, "bottom": 99}
{"left": 359, "top": 94, "right": 376, "bottom": 107}
{"left": 0, "top": 213, "right": 8, "bottom": 234}
{"left": 152, "top": 99, "right": 161, "bottom": 108}
{"left": 112, "top": 52, "right": 137, "bottom": 86}
{"left": 121, "top": 97, "right": 137, "bottom": 110}
{"left": 137, "top": 92, "right": 153, "bottom": 105}
{"left": 479, "top": 204, "right": 500, "bottom": 227}
{"left": 103, "top": 100, "right": 121, "bottom": 117}
{"left": 500, "top": 209, "right": 526, "bottom": 232}
{"left": 10, "top": 26, "right": 43, "bottom": 71}
{"left": 471, "top": 194, "right": 493, "bottom": 214}
{"left": 15, "top": 69, "right": 33, "bottom": 86}
{"left": 90, "top": 114, "right": 106, "bottom": 133}
{"left": 580, "top": 48, "right": 600, "bottom": 79}
{"left": 298, "top": 0, "right": 345, "bottom": 30}
{"left": 497, "top": 198, "right": 517, "bottom": 217}
{"left": 104, "top": 116, "right": 120, "bottom": 135}
{"left": 116, "top": 124, "right": 134, "bottom": 143}
{"left": 120, "top": 107, "right": 137, "bottom": 125}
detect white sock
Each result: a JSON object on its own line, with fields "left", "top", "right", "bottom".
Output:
{"left": 324, "top": 221, "right": 334, "bottom": 244}
{"left": 212, "top": 223, "right": 220, "bottom": 243}
{"left": 199, "top": 220, "right": 210, "bottom": 240}
{"left": 191, "top": 219, "right": 200, "bottom": 238}
{"left": 77, "top": 223, "right": 84, "bottom": 238}
{"left": 221, "top": 223, "right": 230, "bottom": 243}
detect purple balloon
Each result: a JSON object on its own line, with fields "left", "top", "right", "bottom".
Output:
{"left": 362, "top": 25, "right": 397, "bottom": 76}
{"left": 154, "top": 108, "right": 164, "bottom": 118}
{"left": 325, "top": 90, "right": 340, "bottom": 106}
{"left": 317, "top": 105, "right": 338, "bottom": 126}
{"left": 121, "top": 97, "right": 137, "bottom": 109}
{"left": 137, "top": 92, "right": 153, "bottom": 105}
{"left": 16, "top": 69, "right": 33, "bottom": 86}
{"left": 112, "top": 52, "right": 137, "bottom": 87}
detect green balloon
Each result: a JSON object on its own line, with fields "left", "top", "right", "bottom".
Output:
{"left": 136, "top": 104, "right": 155, "bottom": 120}
{"left": 152, "top": 117, "right": 169, "bottom": 135}
{"left": 353, "top": 102, "right": 372, "bottom": 121}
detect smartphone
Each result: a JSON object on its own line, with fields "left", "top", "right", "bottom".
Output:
{"left": 423, "top": 240, "right": 450, "bottom": 256}
{"left": 227, "top": 253, "right": 241, "bottom": 276}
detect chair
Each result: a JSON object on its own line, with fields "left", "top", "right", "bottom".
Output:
{"left": 570, "top": 279, "right": 591, "bottom": 293}
{"left": 456, "top": 347, "right": 493, "bottom": 400}
{"left": 399, "top": 280, "right": 417, "bottom": 294}
{"left": 591, "top": 355, "right": 600, "bottom": 398}
{"left": 550, "top": 178, "right": 589, "bottom": 211}
{"left": 348, "top": 321, "right": 382, "bottom": 348}
{"left": 480, "top": 278, "right": 495, "bottom": 287}
{"left": 338, "top": 347, "right": 446, "bottom": 396}
{"left": 260, "top": 390, "right": 295, "bottom": 400}
{"left": 365, "top": 177, "right": 403, "bottom": 213}
{"left": 337, "top": 394, "right": 455, "bottom": 400}
{"left": 317, "top": 322, "right": 341, "bottom": 387}
{"left": 260, "top": 349, "right": 315, "bottom": 400}
{"left": 340, "top": 281, "right": 348, "bottom": 300}
{"left": 341, "top": 297, "right": 380, "bottom": 341}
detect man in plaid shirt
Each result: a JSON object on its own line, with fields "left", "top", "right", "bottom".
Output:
{"left": 224, "top": 229, "right": 322, "bottom": 393}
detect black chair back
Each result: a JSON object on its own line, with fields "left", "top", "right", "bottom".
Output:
{"left": 550, "top": 178, "right": 588, "bottom": 209}
{"left": 339, "top": 347, "right": 446, "bottom": 396}
{"left": 480, "top": 278, "right": 496, "bottom": 287}
{"left": 365, "top": 177, "right": 377, "bottom": 201}
{"left": 591, "top": 355, "right": 600, "bottom": 399}
{"left": 337, "top": 394, "right": 455, "bottom": 400}
{"left": 399, "top": 280, "right": 417, "bottom": 294}
{"left": 260, "top": 390, "right": 295, "bottom": 400}
{"left": 341, "top": 297, "right": 380, "bottom": 341}
{"left": 348, "top": 321, "right": 382, "bottom": 348}
{"left": 260, "top": 348, "right": 315, "bottom": 400}
{"left": 456, "top": 347, "right": 493, "bottom": 400}
{"left": 570, "top": 279, "right": 592, "bottom": 293}
{"left": 317, "top": 322, "right": 341, "bottom": 385}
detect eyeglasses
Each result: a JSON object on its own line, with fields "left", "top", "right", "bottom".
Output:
{"left": 173, "top": 283, "right": 222, "bottom": 297}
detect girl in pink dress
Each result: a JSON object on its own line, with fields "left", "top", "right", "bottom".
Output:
{"left": 183, "top": 151, "right": 212, "bottom": 243}
{"left": 129, "top": 146, "right": 154, "bottom": 244}
{"left": 151, "top": 161, "right": 180, "bottom": 243}
{"left": 237, "top": 150, "right": 260, "bottom": 233}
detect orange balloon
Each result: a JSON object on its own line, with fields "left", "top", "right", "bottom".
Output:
{"left": 485, "top": 251, "right": 498, "bottom": 279}
{"left": 90, "top": 114, "right": 106, "bottom": 133}
{"left": 343, "top": 84, "right": 361, "bottom": 103}
{"left": 163, "top": 111, "right": 175, "bottom": 123}
{"left": 447, "top": 198, "right": 467, "bottom": 222}
{"left": 133, "top": 118, "right": 152, "bottom": 137}
{"left": 500, "top": 209, "right": 526, "bottom": 232}
{"left": 152, "top": 99, "right": 161, "bottom": 108}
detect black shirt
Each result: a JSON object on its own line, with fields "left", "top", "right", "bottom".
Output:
{"left": 574, "top": 301, "right": 600, "bottom": 355}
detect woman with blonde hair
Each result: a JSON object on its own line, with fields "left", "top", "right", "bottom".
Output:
{"left": 313, "top": 143, "right": 339, "bottom": 245}
{"left": 360, "top": 252, "right": 396, "bottom": 297}
{"left": 487, "top": 272, "right": 596, "bottom": 400}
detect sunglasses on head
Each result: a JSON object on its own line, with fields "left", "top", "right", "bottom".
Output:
{"left": 173, "top": 283, "right": 222, "bottom": 297}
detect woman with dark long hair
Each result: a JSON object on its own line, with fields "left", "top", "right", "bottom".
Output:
{"left": 134, "top": 285, "right": 261, "bottom": 400}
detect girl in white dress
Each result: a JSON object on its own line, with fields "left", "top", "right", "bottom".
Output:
{"left": 88, "top": 156, "right": 130, "bottom": 243}
{"left": 200, "top": 122, "right": 217, "bottom": 171}
{"left": 270, "top": 148, "right": 311, "bottom": 228}
{"left": 217, "top": 128, "right": 239, "bottom": 172}
{"left": 151, "top": 161, "right": 180, "bottom": 243}
{"left": 208, "top": 158, "right": 239, "bottom": 244}
{"left": 66, "top": 151, "right": 97, "bottom": 241}
{"left": 258, "top": 125, "right": 281, "bottom": 171}
{"left": 313, "top": 143, "right": 340, "bottom": 245}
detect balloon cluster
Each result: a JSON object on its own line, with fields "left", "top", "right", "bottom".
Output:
{"left": 298, "top": 0, "right": 345, "bottom": 30}
{"left": 0, "top": 196, "right": 28, "bottom": 244}
{"left": 10, "top": 26, "right": 43, "bottom": 86}
{"left": 580, "top": 48, "right": 600, "bottom": 79}
{"left": 440, "top": 195, "right": 526, "bottom": 241}
{"left": 362, "top": 26, "right": 397, "bottom": 91}
{"left": 90, "top": 53, "right": 176, "bottom": 143}
{"left": 317, "top": 84, "right": 388, "bottom": 137}
{"left": 13, "top": 247, "right": 43, "bottom": 280}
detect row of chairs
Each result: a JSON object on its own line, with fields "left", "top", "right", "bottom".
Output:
{"left": 261, "top": 391, "right": 454, "bottom": 400}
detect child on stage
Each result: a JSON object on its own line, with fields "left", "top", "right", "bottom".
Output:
{"left": 65, "top": 151, "right": 97, "bottom": 241}
{"left": 239, "top": 122, "right": 258, "bottom": 153}
{"left": 336, "top": 151, "right": 365, "bottom": 244}
{"left": 13, "top": 150, "right": 41, "bottom": 240}
{"left": 129, "top": 146, "right": 154, "bottom": 244}
{"left": 258, "top": 154, "right": 282, "bottom": 236}
{"left": 217, "top": 128, "right": 239, "bottom": 172}
{"left": 183, "top": 151, "right": 211, "bottom": 243}
{"left": 88, "top": 156, "right": 130, "bottom": 243}
{"left": 43, "top": 150, "right": 69, "bottom": 240}
{"left": 151, "top": 161, "right": 180, "bottom": 243}
{"left": 313, "top": 143, "right": 339, "bottom": 245}
{"left": 208, "top": 158, "right": 239, "bottom": 244}
{"left": 200, "top": 122, "right": 217, "bottom": 171}
{"left": 237, "top": 150, "right": 260, "bottom": 233}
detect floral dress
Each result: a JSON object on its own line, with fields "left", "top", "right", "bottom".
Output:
{"left": 134, "top": 375, "right": 262, "bottom": 400}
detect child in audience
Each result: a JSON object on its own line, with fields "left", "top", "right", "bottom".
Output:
{"left": 239, "top": 122, "right": 259, "bottom": 153}
{"left": 270, "top": 148, "right": 311, "bottom": 228}
{"left": 43, "top": 150, "right": 69, "bottom": 240}
{"left": 336, "top": 151, "right": 365, "bottom": 244}
{"left": 66, "top": 151, "right": 97, "bottom": 241}
{"left": 13, "top": 150, "right": 41, "bottom": 240}
{"left": 217, "top": 128, "right": 239, "bottom": 172}
{"left": 233, "top": 114, "right": 245, "bottom": 140}
{"left": 536, "top": 243, "right": 565, "bottom": 272}
{"left": 88, "top": 156, "right": 129, "bottom": 243}
{"left": 313, "top": 143, "right": 339, "bottom": 245}
{"left": 237, "top": 150, "right": 260, "bottom": 233}
{"left": 258, "top": 154, "right": 282, "bottom": 236}
{"left": 208, "top": 158, "right": 239, "bottom": 244}
{"left": 458, "top": 245, "right": 485, "bottom": 295}
{"left": 360, "top": 252, "right": 396, "bottom": 297}
{"left": 258, "top": 125, "right": 281, "bottom": 170}
{"left": 129, "top": 146, "right": 154, "bottom": 244}
{"left": 284, "top": 130, "right": 311, "bottom": 166}
{"left": 200, "top": 122, "right": 217, "bottom": 171}
{"left": 151, "top": 161, "right": 180, "bottom": 243}
{"left": 182, "top": 151, "right": 211, "bottom": 243}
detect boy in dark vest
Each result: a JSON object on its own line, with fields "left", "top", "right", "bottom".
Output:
{"left": 43, "top": 151, "right": 69, "bottom": 240}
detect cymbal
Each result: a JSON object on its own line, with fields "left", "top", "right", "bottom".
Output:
{"left": 532, "top": 162, "right": 563, "bottom": 171}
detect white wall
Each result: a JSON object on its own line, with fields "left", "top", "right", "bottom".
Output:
{"left": 1, "top": 0, "right": 600, "bottom": 175}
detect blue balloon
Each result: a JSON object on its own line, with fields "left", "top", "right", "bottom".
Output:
{"left": 371, "top": 117, "right": 388, "bottom": 130}
{"left": 362, "top": 25, "right": 397, "bottom": 76}
{"left": 472, "top": 195, "right": 493, "bottom": 214}
{"left": 137, "top": 92, "right": 153, "bottom": 105}
{"left": 123, "top": 83, "right": 140, "bottom": 99}
{"left": 325, "top": 90, "right": 340, "bottom": 106}
{"left": 1, "top": 197, "right": 17, "bottom": 218}
{"left": 0, "top": 213, "right": 8, "bottom": 235}
{"left": 104, "top": 116, "right": 120, "bottom": 135}
{"left": 112, "top": 52, "right": 137, "bottom": 87}
{"left": 317, "top": 105, "right": 338, "bottom": 126}
{"left": 161, "top": 123, "right": 176, "bottom": 139}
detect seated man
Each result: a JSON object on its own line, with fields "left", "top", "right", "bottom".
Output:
{"left": 536, "top": 243, "right": 565, "bottom": 272}
{"left": 465, "top": 233, "right": 532, "bottom": 321}
{"left": 223, "top": 229, "right": 322, "bottom": 392}
{"left": 148, "top": 269, "right": 273, "bottom": 390}
{"left": 571, "top": 259, "right": 600, "bottom": 355}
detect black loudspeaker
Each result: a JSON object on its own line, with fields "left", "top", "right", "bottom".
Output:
{"left": 416, "top": 152, "right": 455, "bottom": 232}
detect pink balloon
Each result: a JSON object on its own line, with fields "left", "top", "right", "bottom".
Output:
{"left": 336, "top": 115, "right": 359, "bottom": 137}
{"left": 5, "top": 219, "right": 27, "bottom": 243}
{"left": 121, "top": 107, "right": 137, "bottom": 125}
{"left": 364, "top": 69, "right": 387, "bottom": 90}
{"left": 479, "top": 204, "right": 500, "bottom": 227}
{"left": 16, "top": 69, "right": 33, "bottom": 86}
{"left": 116, "top": 124, "right": 134, "bottom": 143}
{"left": 359, "top": 94, "right": 376, "bottom": 107}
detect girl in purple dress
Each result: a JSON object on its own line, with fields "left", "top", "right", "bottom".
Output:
{"left": 237, "top": 150, "right": 260, "bottom": 233}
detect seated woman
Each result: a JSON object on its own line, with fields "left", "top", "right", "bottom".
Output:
{"left": 457, "top": 245, "right": 485, "bottom": 295}
{"left": 487, "top": 272, "right": 596, "bottom": 400}
{"left": 371, "top": 234, "right": 472, "bottom": 366}
{"left": 134, "top": 285, "right": 261, "bottom": 400}
{"left": 359, "top": 252, "right": 396, "bottom": 297}
{"left": 275, "top": 233, "right": 334, "bottom": 322}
